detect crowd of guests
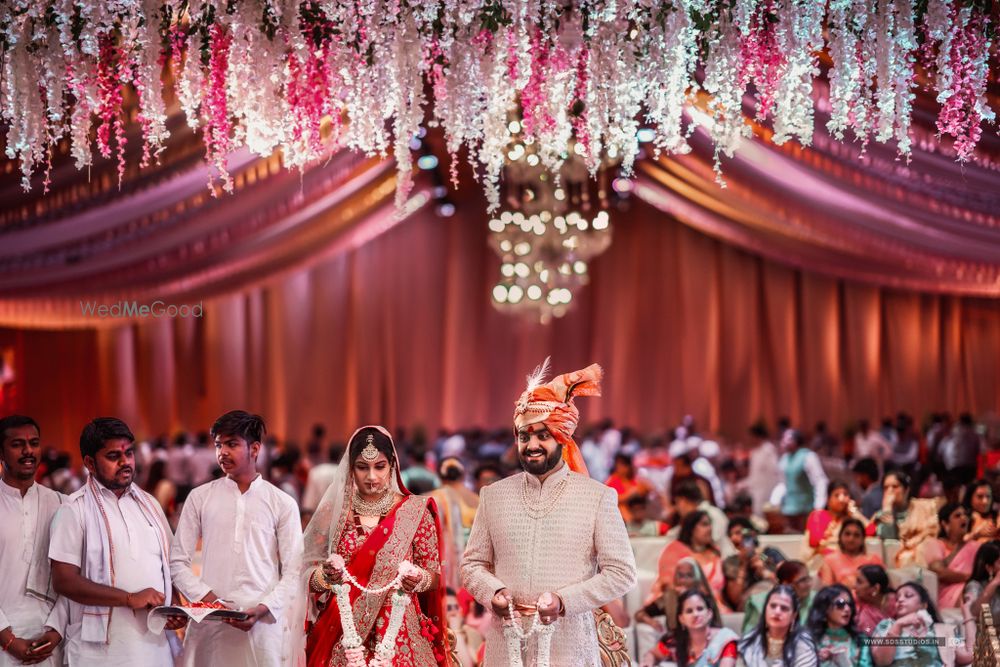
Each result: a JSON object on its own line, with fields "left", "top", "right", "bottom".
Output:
{"left": 612, "top": 413, "right": 999, "bottom": 667}
{"left": 6, "top": 408, "right": 1000, "bottom": 667}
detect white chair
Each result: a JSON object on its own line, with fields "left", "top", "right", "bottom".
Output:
{"left": 888, "top": 566, "right": 940, "bottom": 605}
{"left": 758, "top": 534, "right": 803, "bottom": 562}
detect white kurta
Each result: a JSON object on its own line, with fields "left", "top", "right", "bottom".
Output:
{"left": 170, "top": 475, "right": 303, "bottom": 667}
{"left": 462, "top": 463, "right": 637, "bottom": 667}
{"left": 48, "top": 482, "right": 173, "bottom": 667}
{"left": 0, "top": 481, "right": 64, "bottom": 667}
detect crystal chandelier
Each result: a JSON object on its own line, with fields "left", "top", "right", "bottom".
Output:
{"left": 489, "top": 121, "right": 619, "bottom": 324}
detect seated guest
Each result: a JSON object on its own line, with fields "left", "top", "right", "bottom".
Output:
{"left": 669, "top": 451, "right": 718, "bottom": 509}
{"left": 727, "top": 492, "right": 770, "bottom": 535}
{"left": 728, "top": 517, "right": 786, "bottom": 592}
{"left": 655, "top": 511, "right": 724, "bottom": 601}
{"left": 818, "top": 518, "right": 883, "bottom": 588}
{"left": 606, "top": 453, "right": 653, "bottom": 522}
{"left": 851, "top": 458, "right": 882, "bottom": 519}
{"left": 806, "top": 584, "right": 872, "bottom": 667}
{"left": 669, "top": 481, "right": 733, "bottom": 556}
{"left": 803, "top": 481, "right": 874, "bottom": 569}
{"left": 641, "top": 590, "right": 738, "bottom": 667}
{"left": 720, "top": 557, "right": 745, "bottom": 615}
{"left": 742, "top": 561, "right": 814, "bottom": 635}
{"left": 872, "top": 471, "right": 942, "bottom": 567}
{"left": 870, "top": 582, "right": 972, "bottom": 666}
{"left": 737, "top": 584, "right": 817, "bottom": 667}
{"left": 852, "top": 565, "right": 896, "bottom": 634}
{"left": 924, "top": 502, "right": 980, "bottom": 609}
{"left": 962, "top": 540, "right": 1000, "bottom": 620}
{"left": 637, "top": 557, "right": 718, "bottom": 635}
{"left": 625, "top": 495, "right": 669, "bottom": 537}
{"left": 962, "top": 479, "right": 997, "bottom": 543}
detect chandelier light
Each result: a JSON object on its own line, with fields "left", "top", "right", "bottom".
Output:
{"left": 488, "top": 120, "right": 618, "bottom": 323}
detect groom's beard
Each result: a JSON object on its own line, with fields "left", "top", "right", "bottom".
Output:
{"left": 520, "top": 443, "right": 563, "bottom": 476}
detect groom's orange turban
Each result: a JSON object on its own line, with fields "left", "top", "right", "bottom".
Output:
{"left": 513, "top": 359, "right": 603, "bottom": 475}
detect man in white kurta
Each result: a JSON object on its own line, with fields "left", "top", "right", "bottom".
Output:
{"left": 170, "top": 411, "right": 303, "bottom": 667}
{"left": 48, "top": 418, "right": 176, "bottom": 667}
{"left": 49, "top": 478, "right": 175, "bottom": 666}
{"left": 462, "top": 362, "right": 637, "bottom": 666}
{"left": 0, "top": 416, "right": 66, "bottom": 667}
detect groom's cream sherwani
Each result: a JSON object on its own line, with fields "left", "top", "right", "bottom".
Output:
{"left": 462, "top": 463, "right": 636, "bottom": 666}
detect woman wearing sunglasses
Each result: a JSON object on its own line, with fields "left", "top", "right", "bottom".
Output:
{"left": 805, "top": 585, "right": 871, "bottom": 667}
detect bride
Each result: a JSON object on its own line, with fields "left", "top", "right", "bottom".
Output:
{"left": 295, "top": 426, "right": 450, "bottom": 667}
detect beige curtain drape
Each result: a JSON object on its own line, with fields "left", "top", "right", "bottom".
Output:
{"left": 3, "top": 199, "right": 999, "bottom": 449}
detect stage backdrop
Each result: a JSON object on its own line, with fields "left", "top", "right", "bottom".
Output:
{"left": 3, "top": 193, "right": 999, "bottom": 450}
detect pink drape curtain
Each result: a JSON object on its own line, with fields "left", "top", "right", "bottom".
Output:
{"left": 4, "top": 197, "right": 999, "bottom": 449}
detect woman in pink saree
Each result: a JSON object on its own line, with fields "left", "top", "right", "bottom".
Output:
{"left": 818, "top": 518, "right": 883, "bottom": 589}
{"left": 924, "top": 502, "right": 981, "bottom": 609}
{"left": 652, "top": 511, "right": 724, "bottom": 604}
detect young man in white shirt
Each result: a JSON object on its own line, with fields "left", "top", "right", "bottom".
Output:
{"left": 0, "top": 415, "right": 65, "bottom": 666}
{"left": 170, "top": 410, "right": 303, "bottom": 667}
{"left": 49, "top": 417, "right": 185, "bottom": 666}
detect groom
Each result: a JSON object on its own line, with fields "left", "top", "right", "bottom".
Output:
{"left": 462, "top": 361, "right": 636, "bottom": 666}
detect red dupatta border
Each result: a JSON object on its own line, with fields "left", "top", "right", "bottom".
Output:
{"left": 305, "top": 495, "right": 451, "bottom": 667}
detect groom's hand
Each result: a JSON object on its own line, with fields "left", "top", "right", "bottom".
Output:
{"left": 537, "top": 592, "right": 563, "bottom": 625}
{"left": 491, "top": 588, "right": 512, "bottom": 618}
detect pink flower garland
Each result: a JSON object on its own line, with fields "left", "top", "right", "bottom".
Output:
{"left": 570, "top": 44, "right": 591, "bottom": 154}
{"left": 203, "top": 23, "right": 233, "bottom": 193}
{"left": 520, "top": 30, "right": 556, "bottom": 139}
{"left": 739, "top": 0, "right": 786, "bottom": 121}
{"left": 935, "top": 10, "right": 992, "bottom": 161}
{"left": 96, "top": 33, "right": 127, "bottom": 186}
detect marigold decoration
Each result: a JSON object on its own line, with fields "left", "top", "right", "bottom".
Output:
{"left": 0, "top": 0, "right": 995, "bottom": 199}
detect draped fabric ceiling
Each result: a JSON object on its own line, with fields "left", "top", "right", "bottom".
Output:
{"left": 1, "top": 83, "right": 999, "bottom": 449}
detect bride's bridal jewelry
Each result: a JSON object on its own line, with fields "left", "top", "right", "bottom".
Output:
{"left": 353, "top": 488, "right": 395, "bottom": 516}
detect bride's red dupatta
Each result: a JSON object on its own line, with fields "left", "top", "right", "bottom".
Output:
{"left": 305, "top": 495, "right": 450, "bottom": 667}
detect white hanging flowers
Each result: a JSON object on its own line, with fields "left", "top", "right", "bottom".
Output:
{"left": 502, "top": 594, "right": 557, "bottom": 667}
{"left": 0, "top": 1, "right": 996, "bottom": 202}
{"left": 324, "top": 553, "right": 422, "bottom": 667}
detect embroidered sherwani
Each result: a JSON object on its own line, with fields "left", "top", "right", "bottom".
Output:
{"left": 462, "top": 464, "right": 637, "bottom": 667}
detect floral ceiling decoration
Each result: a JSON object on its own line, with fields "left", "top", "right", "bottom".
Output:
{"left": 1, "top": 0, "right": 997, "bottom": 211}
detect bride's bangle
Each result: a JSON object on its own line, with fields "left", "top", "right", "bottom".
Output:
{"left": 310, "top": 568, "right": 332, "bottom": 593}
{"left": 409, "top": 567, "right": 434, "bottom": 593}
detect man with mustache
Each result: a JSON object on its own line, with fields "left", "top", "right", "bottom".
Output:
{"left": 49, "top": 417, "right": 182, "bottom": 666}
{"left": 0, "top": 415, "right": 65, "bottom": 666}
{"left": 169, "top": 410, "right": 303, "bottom": 667}
{"left": 462, "top": 360, "right": 637, "bottom": 666}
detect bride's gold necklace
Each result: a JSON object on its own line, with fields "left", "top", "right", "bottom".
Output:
{"left": 353, "top": 488, "right": 394, "bottom": 516}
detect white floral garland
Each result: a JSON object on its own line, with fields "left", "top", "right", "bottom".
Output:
{"left": 325, "top": 554, "right": 422, "bottom": 667}
{"left": 1, "top": 1, "right": 996, "bottom": 200}
{"left": 503, "top": 598, "right": 557, "bottom": 667}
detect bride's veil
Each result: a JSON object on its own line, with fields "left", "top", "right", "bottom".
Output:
{"left": 286, "top": 425, "right": 406, "bottom": 666}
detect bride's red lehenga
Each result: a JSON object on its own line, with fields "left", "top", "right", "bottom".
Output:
{"left": 305, "top": 494, "right": 450, "bottom": 667}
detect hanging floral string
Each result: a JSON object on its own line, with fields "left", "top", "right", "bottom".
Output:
{"left": 0, "top": 0, "right": 995, "bottom": 205}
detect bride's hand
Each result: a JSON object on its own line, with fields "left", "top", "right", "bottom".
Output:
{"left": 321, "top": 562, "right": 343, "bottom": 585}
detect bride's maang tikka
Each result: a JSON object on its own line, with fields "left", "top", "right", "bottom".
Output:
{"left": 361, "top": 433, "right": 380, "bottom": 462}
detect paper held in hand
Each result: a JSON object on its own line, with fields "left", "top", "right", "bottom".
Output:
{"left": 147, "top": 603, "right": 250, "bottom": 633}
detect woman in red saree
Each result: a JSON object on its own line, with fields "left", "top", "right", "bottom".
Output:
{"left": 293, "top": 426, "right": 449, "bottom": 667}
